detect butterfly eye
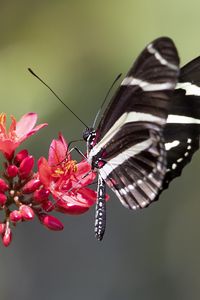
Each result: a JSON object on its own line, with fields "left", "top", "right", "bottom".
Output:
{"left": 82, "top": 127, "right": 92, "bottom": 141}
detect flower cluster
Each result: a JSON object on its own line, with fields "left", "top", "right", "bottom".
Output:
{"left": 38, "top": 133, "right": 96, "bottom": 215}
{"left": 0, "top": 113, "right": 96, "bottom": 247}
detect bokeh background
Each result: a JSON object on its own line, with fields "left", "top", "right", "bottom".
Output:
{"left": 0, "top": 1, "right": 200, "bottom": 299}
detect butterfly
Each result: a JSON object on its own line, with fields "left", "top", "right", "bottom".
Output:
{"left": 82, "top": 37, "right": 200, "bottom": 240}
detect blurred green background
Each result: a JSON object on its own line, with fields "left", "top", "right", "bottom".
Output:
{"left": 1, "top": 0, "right": 200, "bottom": 299}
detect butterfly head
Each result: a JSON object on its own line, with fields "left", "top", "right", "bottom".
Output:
{"left": 83, "top": 127, "right": 97, "bottom": 150}
{"left": 83, "top": 127, "right": 96, "bottom": 142}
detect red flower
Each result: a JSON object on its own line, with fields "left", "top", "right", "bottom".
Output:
{"left": 0, "top": 113, "right": 98, "bottom": 247}
{"left": 0, "top": 113, "right": 47, "bottom": 160}
{"left": 38, "top": 133, "right": 97, "bottom": 214}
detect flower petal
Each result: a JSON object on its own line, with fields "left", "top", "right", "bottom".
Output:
{"left": 55, "top": 200, "right": 89, "bottom": 214}
{"left": 15, "top": 113, "right": 38, "bottom": 138}
{"left": 0, "top": 139, "right": 20, "bottom": 159}
{"left": 54, "top": 187, "right": 96, "bottom": 207}
{"left": 73, "top": 160, "right": 96, "bottom": 187}
{"left": 77, "top": 160, "right": 91, "bottom": 175}
{"left": 48, "top": 133, "right": 70, "bottom": 166}
{"left": 75, "top": 187, "right": 97, "bottom": 206}
{"left": 18, "top": 123, "right": 48, "bottom": 143}
{"left": 38, "top": 157, "right": 53, "bottom": 187}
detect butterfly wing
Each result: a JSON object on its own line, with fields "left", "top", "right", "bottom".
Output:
{"left": 159, "top": 56, "right": 200, "bottom": 191}
{"left": 98, "top": 128, "right": 167, "bottom": 209}
{"left": 89, "top": 37, "right": 180, "bottom": 209}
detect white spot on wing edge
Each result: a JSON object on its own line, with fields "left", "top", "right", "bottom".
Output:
{"left": 177, "top": 158, "right": 183, "bottom": 163}
{"left": 165, "top": 140, "right": 180, "bottom": 150}
{"left": 140, "top": 201, "right": 148, "bottom": 208}
{"left": 172, "top": 163, "right": 177, "bottom": 170}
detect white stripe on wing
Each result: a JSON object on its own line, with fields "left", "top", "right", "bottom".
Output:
{"left": 176, "top": 82, "right": 200, "bottom": 96}
{"left": 147, "top": 43, "right": 178, "bottom": 71}
{"left": 121, "top": 76, "right": 174, "bottom": 91}
{"left": 99, "top": 138, "right": 152, "bottom": 179}
{"left": 167, "top": 114, "right": 200, "bottom": 124}
{"left": 88, "top": 112, "right": 165, "bottom": 159}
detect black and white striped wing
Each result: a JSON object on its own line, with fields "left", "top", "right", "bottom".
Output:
{"left": 90, "top": 37, "right": 180, "bottom": 209}
{"left": 97, "top": 37, "right": 180, "bottom": 139}
{"left": 99, "top": 128, "right": 166, "bottom": 209}
{"left": 161, "top": 56, "right": 200, "bottom": 190}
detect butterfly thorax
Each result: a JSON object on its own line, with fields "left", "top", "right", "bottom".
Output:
{"left": 82, "top": 127, "right": 107, "bottom": 170}
{"left": 83, "top": 127, "right": 98, "bottom": 164}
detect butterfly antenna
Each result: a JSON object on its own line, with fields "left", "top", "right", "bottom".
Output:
{"left": 92, "top": 73, "right": 122, "bottom": 128}
{"left": 28, "top": 68, "right": 88, "bottom": 128}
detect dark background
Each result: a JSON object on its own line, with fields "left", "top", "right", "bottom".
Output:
{"left": 0, "top": 1, "right": 200, "bottom": 299}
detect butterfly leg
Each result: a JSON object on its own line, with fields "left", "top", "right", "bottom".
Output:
{"left": 95, "top": 174, "right": 106, "bottom": 241}
{"left": 68, "top": 147, "right": 87, "bottom": 159}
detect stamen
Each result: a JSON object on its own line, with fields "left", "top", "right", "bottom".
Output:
{"left": 52, "top": 160, "right": 78, "bottom": 177}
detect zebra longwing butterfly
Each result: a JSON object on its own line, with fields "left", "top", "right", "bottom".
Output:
{"left": 83, "top": 37, "right": 200, "bottom": 240}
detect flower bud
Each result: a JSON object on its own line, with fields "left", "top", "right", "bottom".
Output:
{"left": 20, "top": 205, "right": 34, "bottom": 220}
{"left": 2, "top": 226, "right": 12, "bottom": 247}
{"left": 19, "top": 156, "right": 34, "bottom": 179}
{"left": 6, "top": 165, "right": 18, "bottom": 177}
{"left": 0, "top": 193, "right": 7, "bottom": 206}
{"left": 9, "top": 210, "right": 22, "bottom": 223}
{"left": 0, "top": 178, "right": 8, "bottom": 192}
{"left": 0, "top": 223, "right": 5, "bottom": 234}
{"left": 33, "top": 188, "right": 50, "bottom": 203}
{"left": 14, "top": 149, "right": 28, "bottom": 166}
{"left": 41, "top": 200, "right": 54, "bottom": 212}
{"left": 4, "top": 151, "right": 14, "bottom": 161}
{"left": 39, "top": 214, "right": 64, "bottom": 231}
{"left": 22, "top": 179, "right": 41, "bottom": 194}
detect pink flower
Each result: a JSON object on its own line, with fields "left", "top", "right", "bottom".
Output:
{"left": 0, "top": 113, "right": 47, "bottom": 160}
{"left": 38, "top": 133, "right": 97, "bottom": 214}
{"left": 0, "top": 114, "right": 99, "bottom": 247}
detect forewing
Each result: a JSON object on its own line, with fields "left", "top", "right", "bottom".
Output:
{"left": 97, "top": 37, "right": 180, "bottom": 140}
